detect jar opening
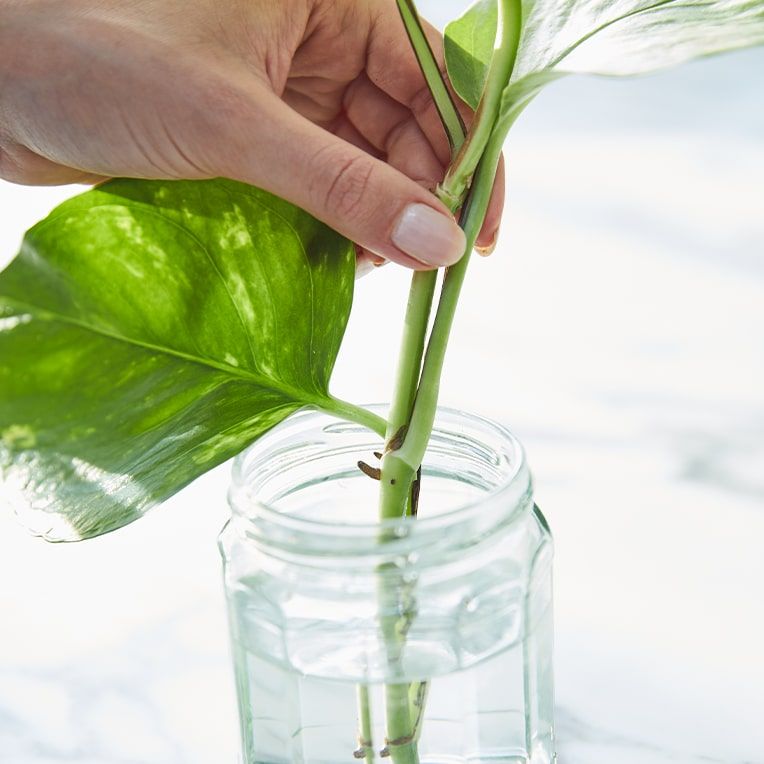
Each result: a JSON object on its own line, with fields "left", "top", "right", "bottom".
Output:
{"left": 228, "top": 406, "right": 533, "bottom": 557}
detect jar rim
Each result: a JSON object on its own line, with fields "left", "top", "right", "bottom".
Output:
{"left": 227, "top": 406, "right": 533, "bottom": 556}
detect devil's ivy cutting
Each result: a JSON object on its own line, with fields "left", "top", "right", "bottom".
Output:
{"left": 0, "top": 0, "right": 762, "bottom": 531}
{"left": 3, "top": 0, "right": 762, "bottom": 539}
{"left": 2, "top": 1, "right": 762, "bottom": 762}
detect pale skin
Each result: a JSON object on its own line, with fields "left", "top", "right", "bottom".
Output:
{"left": 0, "top": 0, "right": 504, "bottom": 272}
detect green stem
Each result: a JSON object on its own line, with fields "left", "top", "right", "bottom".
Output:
{"left": 440, "top": 0, "right": 522, "bottom": 205}
{"left": 373, "top": 5, "right": 522, "bottom": 763}
{"left": 395, "top": 0, "right": 467, "bottom": 155}
{"left": 379, "top": 0, "right": 521, "bottom": 524}
{"left": 356, "top": 685, "right": 376, "bottom": 762}
{"left": 385, "top": 0, "right": 470, "bottom": 466}
{"left": 383, "top": 683, "right": 419, "bottom": 763}
{"left": 384, "top": 270, "right": 438, "bottom": 452}
{"left": 395, "top": 132, "right": 506, "bottom": 475}
{"left": 381, "top": 188, "right": 461, "bottom": 522}
{"left": 379, "top": 558, "right": 420, "bottom": 764}
{"left": 408, "top": 680, "right": 429, "bottom": 743}
{"left": 370, "top": 5, "right": 472, "bottom": 761}
{"left": 373, "top": 142, "right": 504, "bottom": 764}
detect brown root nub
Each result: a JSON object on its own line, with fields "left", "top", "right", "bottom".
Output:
{"left": 386, "top": 425, "right": 408, "bottom": 453}
{"left": 373, "top": 451, "right": 384, "bottom": 460}
{"left": 353, "top": 738, "right": 373, "bottom": 759}
{"left": 358, "top": 461, "right": 381, "bottom": 481}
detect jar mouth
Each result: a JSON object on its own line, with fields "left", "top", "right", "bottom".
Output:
{"left": 228, "top": 406, "right": 533, "bottom": 557}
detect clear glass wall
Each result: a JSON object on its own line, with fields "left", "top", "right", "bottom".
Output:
{"left": 220, "top": 408, "right": 555, "bottom": 764}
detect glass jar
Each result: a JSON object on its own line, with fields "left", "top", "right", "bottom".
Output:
{"left": 219, "top": 407, "right": 555, "bottom": 764}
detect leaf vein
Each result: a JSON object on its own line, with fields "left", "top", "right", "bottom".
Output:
{"left": 0, "top": 296, "right": 328, "bottom": 409}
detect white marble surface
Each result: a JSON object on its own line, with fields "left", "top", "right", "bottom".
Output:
{"left": 1, "top": 3, "right": 763, "bottom": 761}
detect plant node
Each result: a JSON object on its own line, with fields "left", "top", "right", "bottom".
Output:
{"left": 436, "top": 182, "right": 462, "bottom": 210}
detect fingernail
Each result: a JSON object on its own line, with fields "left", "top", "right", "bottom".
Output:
{"left": 392, "top": 204, "right": 466, "bottom": 267}
{"left": 475, "top": 228, "right": 499, "bottom": 257}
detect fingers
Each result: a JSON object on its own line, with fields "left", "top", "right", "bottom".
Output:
{"left": 333, "top": 115, "right": 433, "bottom": 270}
{"left": 0, "top": 142, "right": 107, "bottom": 186}
{"left": 218, "top": 88, "right": 465, "bottom": 270}
{"left": 332, "top": 116, "right": 384, "bottom": 159}
{"left": 343, "top": 74, "right": 444, "bottom": 186}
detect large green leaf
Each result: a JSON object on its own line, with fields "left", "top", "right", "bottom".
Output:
{"left": 0, "top": 179, "right": 355, "bottom": 541}
{"left": 446, "top": 0, "right": 764, "bottom": 110}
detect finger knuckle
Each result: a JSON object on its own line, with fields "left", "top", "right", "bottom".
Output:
{"left": 323, "top": 153, "right": 375, "bottom": 221}
{"left": 384, "top": 117, "right": 412, "bottom": 157}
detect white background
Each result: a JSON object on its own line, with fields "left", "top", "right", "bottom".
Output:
{"left": 1, "top": 2, "right": 763, "bottom": 762}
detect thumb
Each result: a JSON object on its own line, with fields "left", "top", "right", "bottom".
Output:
{"left": 218, "top": 91, "right": 465, "bottom": 270}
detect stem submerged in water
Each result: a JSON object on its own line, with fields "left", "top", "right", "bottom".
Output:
{"left": 356, "top": 686, "right": 376, "bottom": 762}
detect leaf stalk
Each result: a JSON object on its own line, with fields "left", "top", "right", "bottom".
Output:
{"left": 324, "top": 398, "right": 388, "bottom": 438}
{"left": 395, "top": 0, "right": 467, "bottom": 155}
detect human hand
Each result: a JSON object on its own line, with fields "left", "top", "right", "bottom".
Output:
{"left": 0, "top": 0, "right": 502, "bottom": 271}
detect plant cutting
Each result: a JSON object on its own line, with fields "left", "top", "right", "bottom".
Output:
{"left": 1, "top": 0, "right": 762, "bottom": 762}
